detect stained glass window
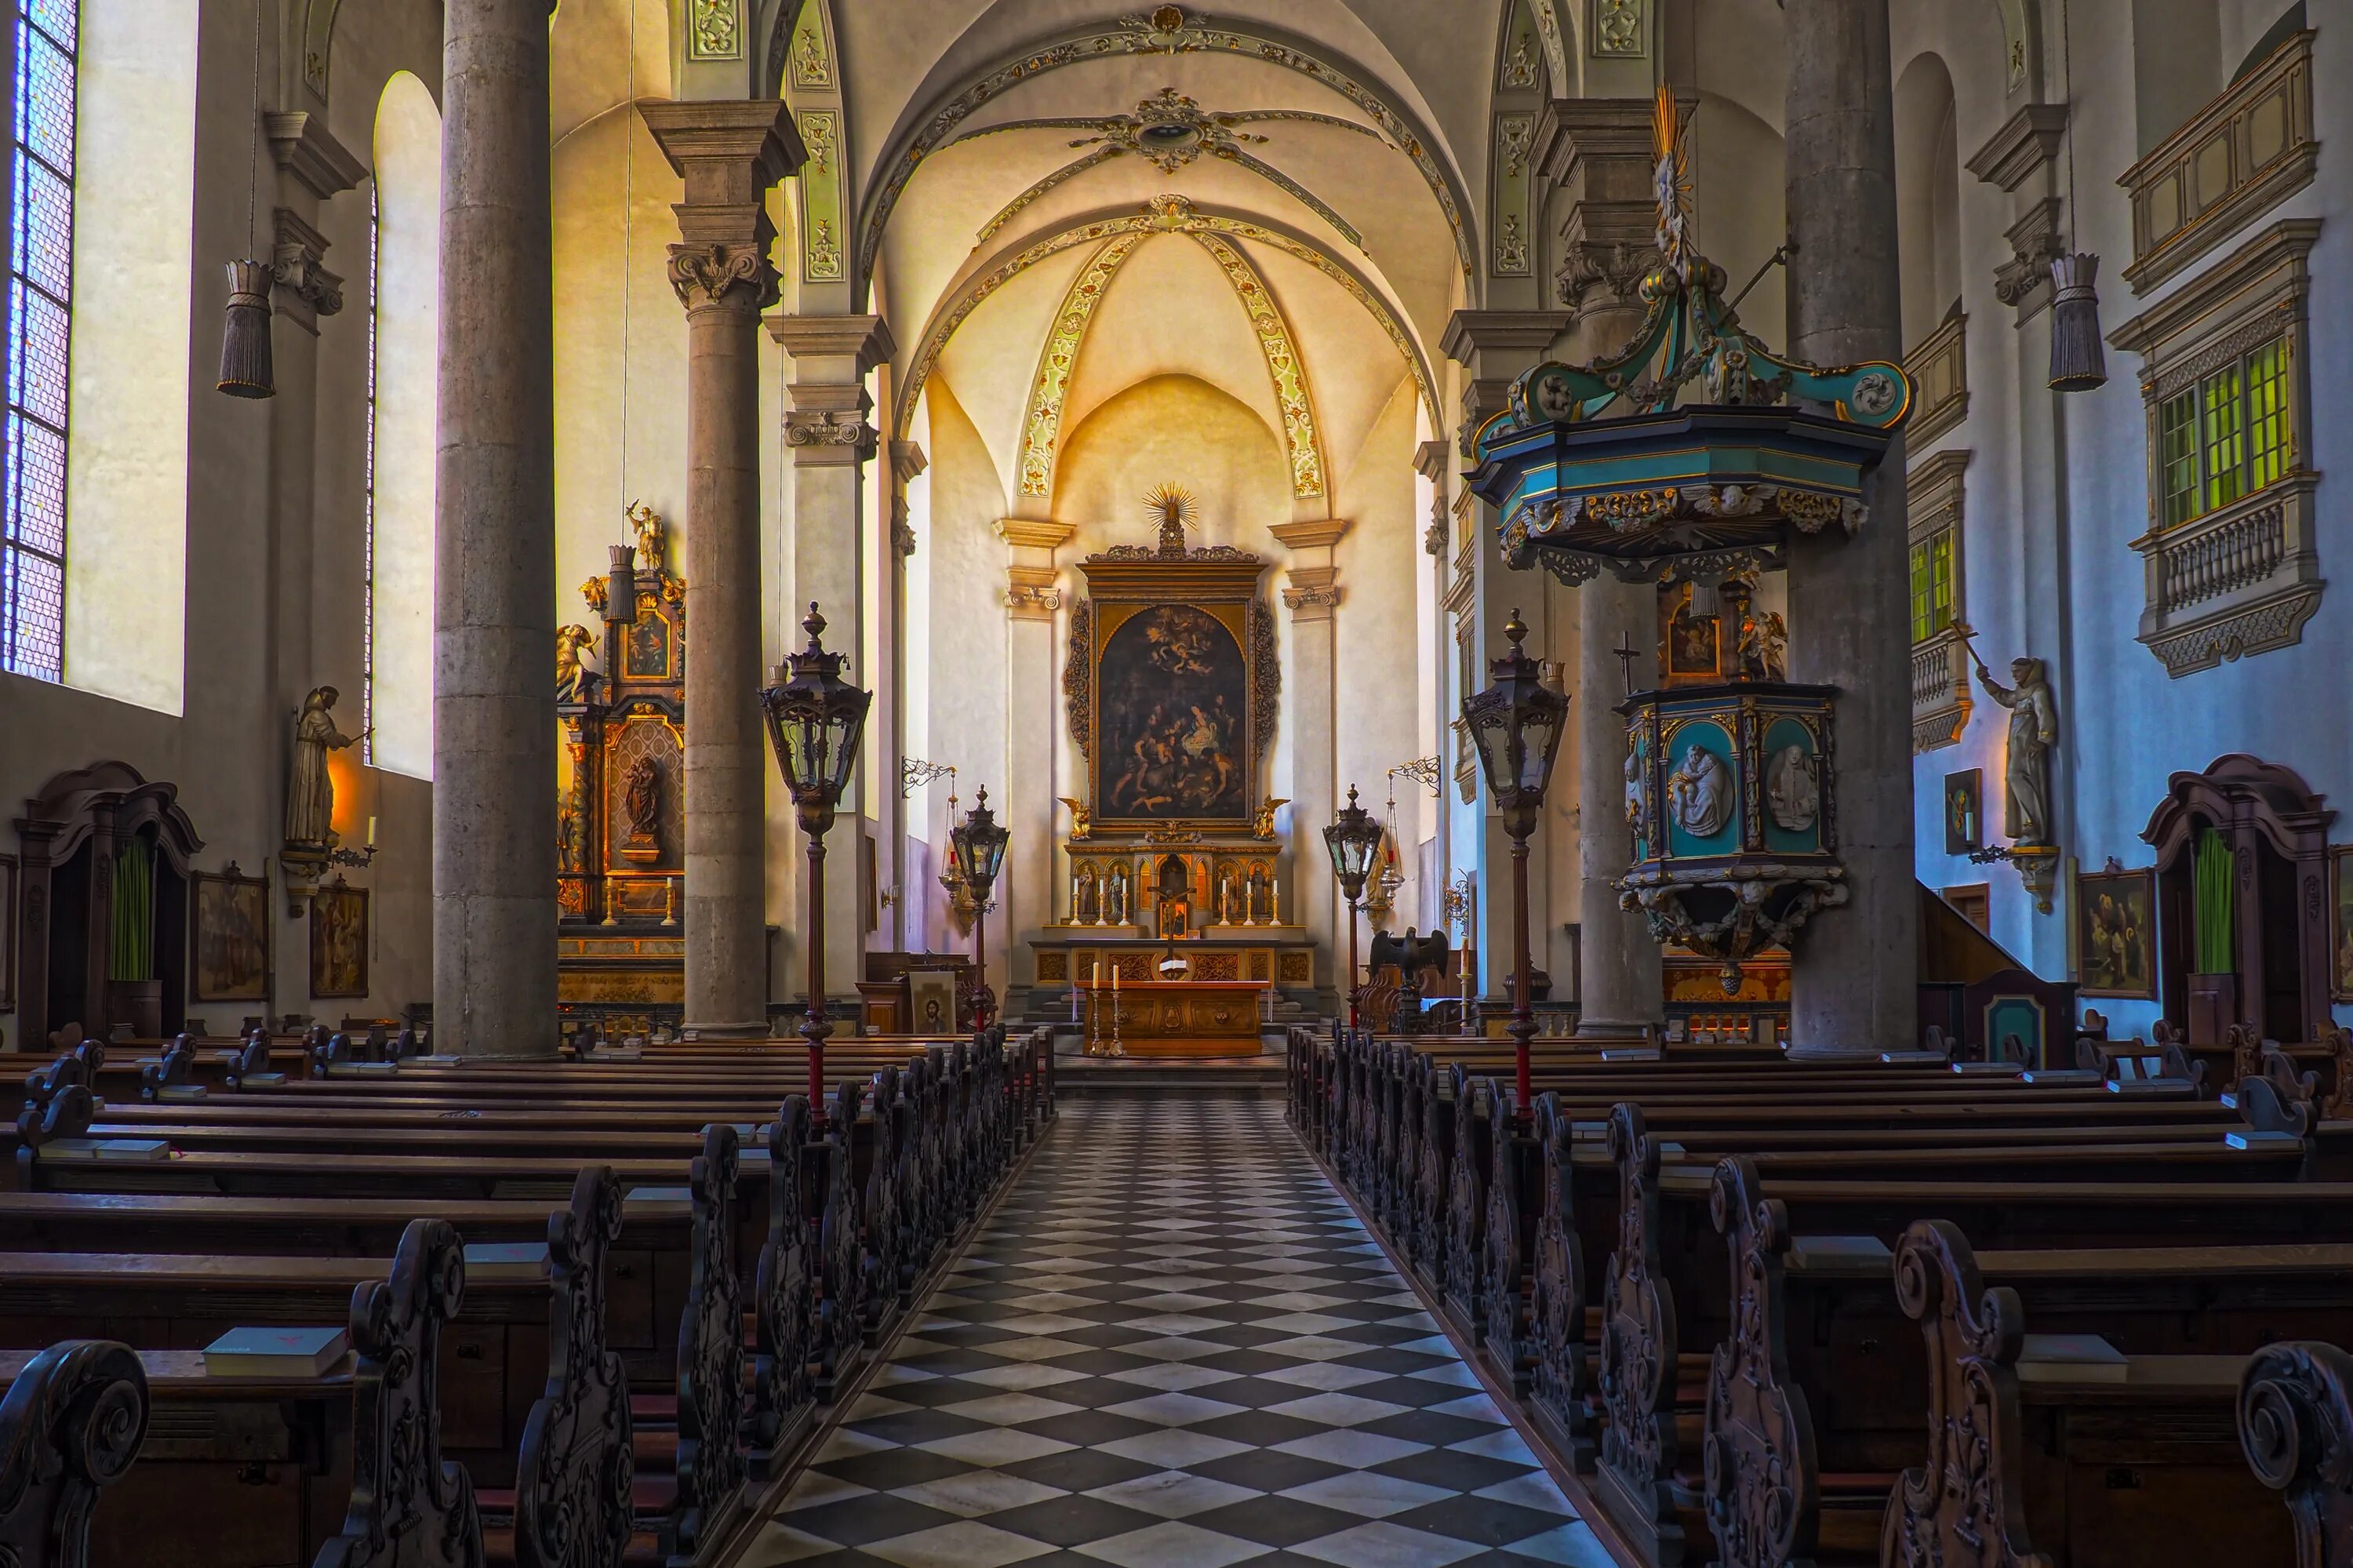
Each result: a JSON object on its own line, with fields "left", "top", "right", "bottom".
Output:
{"left": 1, "top": 0, "right": 73, "bottom": 680}
{"left": 1908, "top": 527, "right": 1955, "bottom": 646}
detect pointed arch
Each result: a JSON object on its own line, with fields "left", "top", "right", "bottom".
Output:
{"left": 1188, "top": 230, "right": 1326, "bottom": 499}
{"left": 1015, "top": 233, "right": 1147, "bottom": 499}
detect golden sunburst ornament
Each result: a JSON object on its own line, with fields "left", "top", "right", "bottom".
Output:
{"left": 1144, "top": 482, "right": 1197, "bottom": 555}
{"left": 1651, "top": 85, "right": 1695, "bottom": 278}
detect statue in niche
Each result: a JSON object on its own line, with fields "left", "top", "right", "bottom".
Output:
{"left": 1976, "top": 654, "right": 2058, "bottom": 846}
{"left": 1665, "top": 742, "right": 1733, "bottom": 837}
{"left": 1217, "top": 864, "right": 1242, "bottom": 925}
{"left": 621, "top": 755, "right": 663, "bottom": 863}
{"left": 1247, "top": 863, "right": 1271, "bottom": 924}
{"left": 1075, "top": 865, "right": 1100, "bottom": 926}
{"left": 1107, "top": 864, "right": 1129, "bottom": 926}
{"left": 555, "top": 624, "right": 598, "bottom": 702}
{"left": 1766, "top": 744, "right": 1819, "bottom": 832}
{"left": 1737, "top": 606, "right": 1788, "bottom": 682}
{"left": 286, "top": 686, "right": 362, "bottom": 849}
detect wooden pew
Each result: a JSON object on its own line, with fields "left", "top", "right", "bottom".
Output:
{"left": 2237, "top": 1340, "right": 2353, "bottom": 1567}
{"left": 0, "top": 1338, "right": 152, "bottom": 1568}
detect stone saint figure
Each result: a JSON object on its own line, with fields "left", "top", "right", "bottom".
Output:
{"left": 623, "top": 757, "right": 661, "bottom": 839}
{"left": 1977, "top": 656, "right": 2058, "bottom": 846}
{"left": 1665, "top": 742, "right": 1733, "bottom": 838}
{"left": 286, "top": 686, "right": 360, "bottom": 849}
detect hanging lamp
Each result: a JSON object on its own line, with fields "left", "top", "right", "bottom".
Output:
{"left": 217, "top": 0, "right": 275, "bottom": 398}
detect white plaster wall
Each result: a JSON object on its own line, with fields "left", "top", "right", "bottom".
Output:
{"left": 370, "top": 71, "right": 442, "bottom": 780}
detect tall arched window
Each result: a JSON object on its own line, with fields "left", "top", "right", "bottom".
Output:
{"left": 369, "top": 71, "right": 441, "bottom": 778}
{"left": 0, "top": 0, "right": 78, "bottom": 681}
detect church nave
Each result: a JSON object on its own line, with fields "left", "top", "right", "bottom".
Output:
{"left": 749, "top": 1097, "right": 1607, "bottom": 1568}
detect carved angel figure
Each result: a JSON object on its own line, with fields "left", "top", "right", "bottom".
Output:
{"left": 1624, "top": 748, "right": 1650, "bottom": 841}
{"left": 1253, "top": 797, "right": 1289, "bottom": 840}
{"left": 1059, "top": 795, "right": 1092, "bottom": 842}
{"left": 286, "top": 686, "right": 361, "bottom": 849}
{"left": 555, "top": 624, "right": 597, "bottom": 702}
{"left": 1664, "top": 742, "right": 1733, "bottom": 838}
{"left": 1766, "top": 744, "right": 1819, "bottom": 832}
{"left": 1737, "top": 609, "right": 1788, "bottom": 682}
{"left": 628, "top": 502, "right": 665, "bottom": 574}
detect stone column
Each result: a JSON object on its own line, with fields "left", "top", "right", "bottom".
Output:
{"left": 771, "top": 314, "right": 893, "bottom": 1017}
{"left": 643, "top": 101, "right": 805, "bottom": 1041}
{"left": 1542, "top": 99, "right": 1667, "bottom": 1037}
{"left": 1273, "top": 520, "right": 1351, "bottom": 1006}
{"left": 434, "top": 0, "right": 558, "bottom": 1057}
{"left": 997, "top": 519, "right": 1075, "bottom": 1017}
{"left": 1784, "top": 0, "right": 1917, "bottom": 1046}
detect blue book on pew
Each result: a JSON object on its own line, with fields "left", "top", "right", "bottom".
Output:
{"left": 203, "top": 1326, "right": 351, "bottom": 1378}
{"left": 463, "top": 1242, "right": 551, "bottom": 1280}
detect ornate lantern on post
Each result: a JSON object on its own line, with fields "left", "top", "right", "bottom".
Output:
{"left": 949, "top": 787, "right": 1011, "bottom": 1028}
{"left": 760, "top": 604, "right": 871, "bottom": 1122}
{"left": 1462, "top": 611, "right": 1569, "bottom": 1117}
{"left": 1322, "top": 786, "right": 1385, "bottom": 1028}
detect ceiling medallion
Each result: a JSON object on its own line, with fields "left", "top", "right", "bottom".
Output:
{"left": 1074, "top": 87, "right": 1267, "bottom": 173}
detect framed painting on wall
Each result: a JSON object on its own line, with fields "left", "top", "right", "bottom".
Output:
{"left": 2073, "top": 866, "right": 2157, "bottom": 999}
{"left": 2332, "top": 846, "right": 2353, "bottom": 1001}
{"left": 1943, "top": 769, "right": 1982, "bottom": 855}
{"left": 191, "top": 864, "right": 271, "bottom": 1002}
{"left": 310, "top": 881, "right": 370, "bottom": 999}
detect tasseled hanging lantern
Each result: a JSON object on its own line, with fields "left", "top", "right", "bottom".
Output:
{"left": 2047, "top": 252, "right": 2108, "bottom": 392}
{"left": 216, "top": 259, "right": 277, "bottom": 398}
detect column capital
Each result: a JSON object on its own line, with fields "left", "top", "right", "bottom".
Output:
{"left": 1282, "top": 565, "right": 1342, "bottom": 621}
{"left": 266, "top": 111, "right": 366, "bottom": 201}
{"left": 770, "top": 312, "right": 896, "bottom": 379}
{"left": 1006, "top": 566, "right": 1061, "bottom": 620}
{"left": 270, "top": 208, "right": 344, "bottom": 333}
{"left": 668, "top": 240, "right": 780, "bottom": 314}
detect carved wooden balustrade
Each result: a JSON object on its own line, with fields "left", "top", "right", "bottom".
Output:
{"left": 0, "top": 1338, "right": 148, "bottom": 1568}
{"left": 813, "top": 1079, "right": 867, "bottom": 1400}
{"left": 859, "top": 1067, "right": 903, "bottom": 1337}
{"left": 1597, "top": 1102, "right": 1685, "bottom": 1566}
{"left": 1482, "top": 1079, "right": 1540, "bottom": 1401}
{"left": 1442, "top": 1065, "right": 1490, "bottom": 1334}
{"left": 1701, "top": 1156, "right": 1815, "bottom": 1568}
{"left": 1526, "top": 1093, "right": 1593, "bottom": 1472}
{"left": 1413, "top": 1053, "right": 1453, "bottom": 1275}
{"left": 751, "top": 1099, "right": 816, "bottom": 1477}
{"left": 2239, "top": 1340, "right": 2353, "bottom": 1566}
{"left": 515, "top": 1166, "right": 634, "bottom": 1568}
{"left": 312, "top": 1218, "right": 486, "bottom": 1568}
{"left": 671, "top": 1124, "right": 746, "bottom": 1563}
{"left": 1879, "top": 1221, "right": 2044, "bottom": 1568}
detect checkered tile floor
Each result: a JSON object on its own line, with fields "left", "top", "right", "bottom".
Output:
{"left": 741, "top": 1097, "right": 1614, "bottom": 1568}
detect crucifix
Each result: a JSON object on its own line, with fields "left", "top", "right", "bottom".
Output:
{"left": 1613, "top": 633, "right": 1638, "bottom": 696}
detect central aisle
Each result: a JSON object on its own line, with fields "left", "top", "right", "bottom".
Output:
{"left": 747, "top": 1097, "right": 1614, "bottom": 1568}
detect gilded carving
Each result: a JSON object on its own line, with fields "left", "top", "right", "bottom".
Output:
{"left": 1190, "top": 230, "right": 1326, "bottom": 498}
{"left": 1064, "top": 598, "right": 1094, "bottom": 762}
{"left": 1250, "top": 598, "right": 1281, "bottom": 762}
{"left": 1017, "top": 235, "right": 1147, "bottom": 498}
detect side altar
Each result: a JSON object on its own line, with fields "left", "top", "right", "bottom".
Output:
{"left": 1019, "top": 491, "right": 1317, "bottom": 1022}
{"left": 552, "top": 504, "right": 693, "bottom": 1035}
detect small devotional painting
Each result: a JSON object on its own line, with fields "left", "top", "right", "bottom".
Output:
{"left": 1943, "top": 769, "right": 1982, "bottom": 855}
{"left": 310, "top": 882, "right": 370, "bottom": 999}
{"left": 2074, "top": 866, "right": 2156, "bottom": 999}
{"left": 1096, "top": 604, "right": 1249, "bottom": 822}
{"left": 192, "top": 865, "right": 271, "bottom": 1002}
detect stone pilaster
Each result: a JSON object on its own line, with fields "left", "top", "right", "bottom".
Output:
{"left": 996, "top": 519, "right": 1075, "bottom": 1016}
{"left": 1273, "top": 519, "right": 1350, "bottom": 1000}
{"left": 643, "top": 100, "right": 805, "bottom": 1040}
{"left": 1785, "top": 0, "right": 1917, "bottom": 1047}
{"left": 772, "top": 311, "right": 893, "bottom": 1015}
{"left": 434, "top": 0, "right": 560, "bottom": 1055}
{"left": 1440, "top": 311, "right": 1566, "bottom": 998}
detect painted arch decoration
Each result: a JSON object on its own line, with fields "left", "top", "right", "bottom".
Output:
{"left": 855, "top": 6, "right": 1478, "bottom": 293}
{"left": 1188, "top": 228, "right": 1325, "bottom": 499}
{"left": 1017, "top": 234, "right": 1149, "bottom": 498}
{"left": 894, "top": 196, "right": 1440, "bottom": 455}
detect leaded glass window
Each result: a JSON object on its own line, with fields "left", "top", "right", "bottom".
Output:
{"left": 2156, "top": 335, "right": 2293, "bottom": 530}
{"left": 0, "top": 0, "right": 75, "bottom": 681}
{"left": 1908, "top": 527, "right": 1955, "bottom": 645}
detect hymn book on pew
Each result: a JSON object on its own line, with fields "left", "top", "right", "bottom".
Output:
{"left": 461, "top": 1241, "right": 551, "bottom": 1280}
{"left": 202, "top": 1326, "right": 351, "bottom": 1377}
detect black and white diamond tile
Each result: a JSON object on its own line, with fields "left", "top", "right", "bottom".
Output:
{"left": 743, "top": 1098, "right": 1615, "bottom": 1568}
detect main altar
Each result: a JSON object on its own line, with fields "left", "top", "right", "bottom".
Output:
{"left": 1025, "top": 490, "right": 1318, "bottom": 1045}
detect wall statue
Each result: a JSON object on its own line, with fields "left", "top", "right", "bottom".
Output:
{"left": 555, "top": 624, "right": 598, "bottom": 702}
{"left": 621, "top": 755, "right": 663, "bottom": 863}
{"left": 1665, "top": 741, "right": 1733, "bottom": 837}
{"left": 1107, "top": 863, "right": 1129, "bottom": 926}
{"left": 1766, "top": 744, "right": 1819, "bottom": 831}
{"left": 1737, "top": 606, "right": 1788, "bottom": 682}
{"left": 1975, "top": 654, "right": 2058, "bottom": 846}
{"left": 1624, "top": 748, "right": 1650, "bottom": 840}
{"left": 286, "top": 686, "right": 361, "bottom": 849}
{"left": 1253, "top": 796, "right": 1288, "bottom": 839}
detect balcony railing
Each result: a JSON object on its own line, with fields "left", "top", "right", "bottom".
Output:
{"left": 2133, "top": 472, "right": 2322, "bottom": 676}
{"left": 1903, "top": 311, "right": 1969, "bottom": 449}
{"left": 1911, "top": 625, "right": 1972, "bottom": 754}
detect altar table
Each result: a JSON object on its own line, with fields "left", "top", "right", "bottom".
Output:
{"left": 1080, "top": 980, "right": 1269, "bottom": 1057}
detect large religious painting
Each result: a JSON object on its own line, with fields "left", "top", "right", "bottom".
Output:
{"left": 191, "top": 865, "right": 270, "bottom": 1002}
{"left": 1099, "top": 605, "right": 1249, "bottom": 820}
